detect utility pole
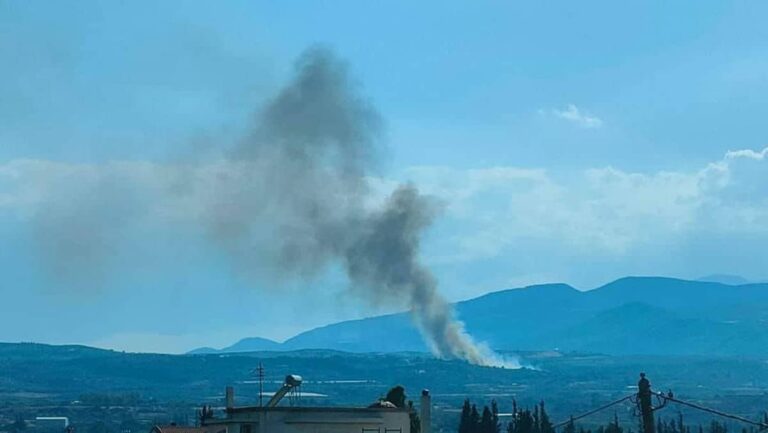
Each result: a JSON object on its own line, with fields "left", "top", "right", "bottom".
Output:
{"left": 638, "top": 373, "right": 655, "bottom": 433}
{"left": 257, "top": 363, "right": 265, "bottom": 407}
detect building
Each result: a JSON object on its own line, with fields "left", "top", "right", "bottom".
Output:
{"left": 192, "top": 375, "right": 431, "bottom": 433}
{"left": 150, "top": 425, "right": 224, "bottom": 433}
{"left": 208, "top": 405, "right": 411, "bottom": 433}
{"left": 33, "top": 417, "right": 70, "bottom": 433}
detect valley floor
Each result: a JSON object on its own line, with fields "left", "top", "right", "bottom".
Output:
{"left": 2, "top": 345, "right": 768, "bottom": 433}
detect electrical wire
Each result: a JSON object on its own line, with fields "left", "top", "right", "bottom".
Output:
{"left": 654, "top": 392, "right": 768, "bottom": 431}
{"left": 554, "top": 390, "right": 768, "bottom": 431}
{"left": 553, "top": 395, "right": 635, "bottom": 429}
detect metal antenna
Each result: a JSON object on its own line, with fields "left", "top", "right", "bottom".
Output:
{"left": 257, "top": 363, "right": 265, "bottom": 407}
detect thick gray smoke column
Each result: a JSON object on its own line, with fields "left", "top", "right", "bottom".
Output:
{"left": 345, "top": 185, "right": 489, "bottom": 364}
{"left": 22, "top": 46, "right": 507, "bottom": 366}
{"left": 210, "top": 47, "right": 498, "bottom": 365}
{"left": 208, "top": 47, "right": 376, "bottom": 278}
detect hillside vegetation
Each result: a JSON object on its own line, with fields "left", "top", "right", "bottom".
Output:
{"left": 194, "top": 277, "right": 768, "bottom": 356}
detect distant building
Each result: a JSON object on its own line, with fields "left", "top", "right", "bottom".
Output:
{"left": 192, "top": 375, "right": 429, "bottom": 433}
{"left": 33, "top": 417, "right": 69, "bottom": 433}
{"left": 150, "top": 426, "right": 223, "bottom": 433}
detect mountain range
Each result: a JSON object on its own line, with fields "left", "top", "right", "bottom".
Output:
{"left": 190, "top": 276, "right": 768, "bottom": 357}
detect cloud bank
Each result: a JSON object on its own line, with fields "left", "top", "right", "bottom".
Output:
{"left": 2, "top": 146, "right": 766, "bottom": 288}
{"left": 408, "top": 148, "right": 766, "bottom": 265}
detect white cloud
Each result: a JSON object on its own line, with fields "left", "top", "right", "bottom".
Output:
{"left": 726, "top": 147, "right": 768, "bottom": 160}
{"left": 549, "top": 104, "right": 604, "bottom": 129}
{"left": 397, "top": 147, "right": 768, "bottom": 267}
{"left": 1, "top": 147, "right": 766, "bottom": 289}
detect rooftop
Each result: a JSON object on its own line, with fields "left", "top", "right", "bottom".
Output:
{"left": 225, "top": 406, "right": 409, "bottom": 414}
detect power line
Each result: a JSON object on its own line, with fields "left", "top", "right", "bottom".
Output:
{"left": 555, "top": 391, "right": 768, "bottom": 431}
{"left": 655, "top": 392, "right": 768, "bottom": 431}
{"left": 553, "top": 395, "right": 634, "bottom": 429}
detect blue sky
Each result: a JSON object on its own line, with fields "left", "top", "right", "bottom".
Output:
{"left": 1, "top": 1, "right": 767, "bottom": 353}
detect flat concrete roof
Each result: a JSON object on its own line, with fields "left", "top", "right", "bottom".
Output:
{"left": 226, "top": 406, "right": 409, "bottom": 414}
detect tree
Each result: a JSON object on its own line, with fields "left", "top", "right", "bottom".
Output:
{"left": 384, "top": 386, "right": 419, "bottom": 433}
{"left": 471, "top": 404, "right": 481, "bottom": 433}
{"left": 539, "top": 402, "right": 554, "bottom": 433}
{"left": 534, "top": 403, "right": 541, "bottom": 433}
{"left": 481, "top": 406, "right": 495, "bottom": 433}
{"left": 491, "top": 401, "right": 501, "bottom": 433}
{"left": 460, "top": 399, "right": 473, "bottom": 433}
{"left": 677, "top": 413, "right": 685, "bottom": 433}
{"left": 510, "top": 407, "right": 535, "bottom": 433}
{"left": 385, "top": 386, "right": 407, "bottom": 408}
{"left": 708, "top": 421, "right": 727, "bottom": 433}
{"left": 605, "top": 413, "right": 623, "bottom": 433}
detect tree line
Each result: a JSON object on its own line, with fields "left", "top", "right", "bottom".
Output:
{"left": 458, "top": 399, "right": 768, "bottom": 433}
{"left": 459, "top": 399, "right": 555, "bottom": 433}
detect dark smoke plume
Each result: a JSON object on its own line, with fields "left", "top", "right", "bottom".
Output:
{"left": 22, "top": 47, "right": 510, "bottom": 366}
{"left": 345, "top": 185, "right": 489, "bottom": 363}
{"left": 207, "top": 47, "right": 501, "bottom": 365}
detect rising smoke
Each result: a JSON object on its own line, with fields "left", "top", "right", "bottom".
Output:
{"left": 345, "top": 184, "right": 491, "bottom": 364}
{"left": 25, "top": 47, "right": 509, "bottom": 366}
{"left": 201, "top": 47, "right": 503, "bottom": 365}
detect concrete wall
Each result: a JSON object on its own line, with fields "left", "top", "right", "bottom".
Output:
{"left": 204, "top": 407, "right": 410, "bottom": 433}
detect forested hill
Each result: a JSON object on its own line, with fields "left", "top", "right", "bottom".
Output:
{"left": 195, "top": 277, "right": 768, "bottom": 356}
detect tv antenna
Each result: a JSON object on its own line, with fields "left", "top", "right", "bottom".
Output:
{"left": 256, "top": 363, "right": 265, "bottom": 407}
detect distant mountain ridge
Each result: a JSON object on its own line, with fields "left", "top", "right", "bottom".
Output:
{"left": 696, "top": 274, "right": 752, "bottom": 285}
{"left": 190, "top": 277, "right": 768, "bottom": 357}
{"left": 188, "top": 337, "right": 281, "bottom": 354}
